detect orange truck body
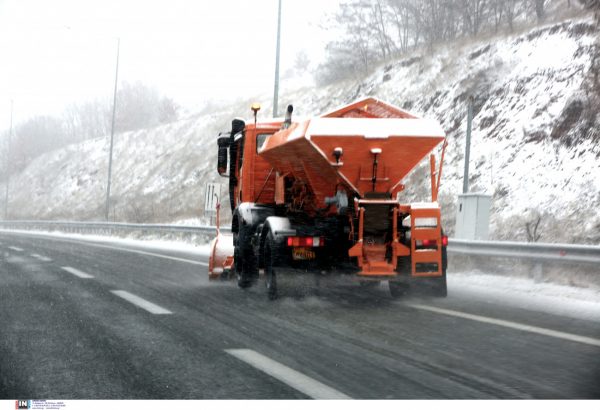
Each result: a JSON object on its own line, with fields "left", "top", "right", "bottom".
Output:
{"left": 209, "top": 97, "right": 448, "bottom": 298}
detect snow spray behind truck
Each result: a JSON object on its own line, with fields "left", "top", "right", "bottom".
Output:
{"left": 209, "top": 97, "right": 448, "bottom": 299}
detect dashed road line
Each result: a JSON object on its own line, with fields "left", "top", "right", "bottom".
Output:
{"left": 225, "top": 348, "right": 352, "bottom": 400}
{"left": 8, "top": 246, "right": 24, "bottom": 252}
{"left": 31, "top": 253, "right": 53, "bottom": 262}
{"left": 407, "top": 303, "right": 600, "bottom": 348}
{"left": 61, "top": 266, "right": 94, "bottom": 279}
{"left": 111, "top": 290, "right": 172, "bottom": 315}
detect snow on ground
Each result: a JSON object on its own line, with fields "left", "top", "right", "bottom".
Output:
{"left": 0, "top": 229, "right": 211, "bottom": 258}
{"left": 171, "top": 217, "right": 213, "bottom": 226}
{"left": 449, "top": 270, "right": 600, "bottom": 323}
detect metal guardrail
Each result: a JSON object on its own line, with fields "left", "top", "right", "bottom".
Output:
{"left": 0, "top": 220, "right": 598, "bottom": 264}
{"left": 449, "top": 238, "right": 600, "bottom": 264}
{"left": 0, "top": 220, "right": 231, "bottom": 236}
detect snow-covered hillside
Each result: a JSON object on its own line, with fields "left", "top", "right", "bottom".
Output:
{"left": 4, "top": 15, "right": 599, "bottom": 244}
{"left": 6, "top": 108, "right": 239, "bottom": 223}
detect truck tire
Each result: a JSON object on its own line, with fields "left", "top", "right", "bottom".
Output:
{"left": 430, "top": 274, "right": 447, "bottom": 297}
{"left": 236, "top": 247, "right": 258, "bottom": 289}
{"left": 235, "top": 225, "right": 258, "bottom": 289}
{"left": 264, "top": 233, "right": 278, "bottom": 300}
{"left": 235, "top": 247, "right": 251, "bottom": 288}
{"left": 431, "top": 246, "right": 448, "bottom": 297}
{"left": 415, "top": 250, "right": 447, "bottom": 297}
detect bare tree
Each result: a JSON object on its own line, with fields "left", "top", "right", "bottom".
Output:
{"left": 316, "top": 38, "right": 375, "bottom": 85}
{"left": 316, "top": 1, "right": 381, "bottom": 84}
{"left": 115, "top": 82, "right": 179, "bottom": 132}
{"left": 578, "top": 0, "right": 600, "bottom": 24}
{"left": 534, "top": 0, "right": 546, "bottom": 21}
{"left": 12, "top": 116, "right": 66, "bottom": 172}
{"left": 425, "top": 0, "right": 444, "bottom": 45}
{"left": 504, "top": 0, "right": 520, "bottom": 31}
{"left": 525, "top": 212, "right": 543, "bottom": 242}
{"left": 294, "top": 50, "right": 311, "bottom": 73}
{"left": 491, "top": 0, "right": 504, "bottom": 32}
{"left": 0, "top": 131, "right": 8, "bottom": 181}
{"left": 158, "top": 97, "right": 180, "bottom": 125}
{"left": 63, "top": 99, "right": 110, "bottom": 142}
{"left": 387, "top": 0, "right": 412, "bottom": 52}
{"left": 2, "top": 82, "right": 179, "bottom": 176}
{"left": 316, "top": 0, "right": 582, "bottom": 86}
{"left": 459, "top": 0, "right": 489, "bottom": 37}
{"left": 371, "top": 0, "right": 396, "bottom": 61}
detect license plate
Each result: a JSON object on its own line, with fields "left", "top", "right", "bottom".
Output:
{"left": 292, "top": 247, "right": 316, "bottom": 260}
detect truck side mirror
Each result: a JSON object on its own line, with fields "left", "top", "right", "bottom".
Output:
{"left": 217, "top": 134, "right": 230, "bottom": 176}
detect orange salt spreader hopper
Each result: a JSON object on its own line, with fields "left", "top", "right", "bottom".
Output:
{"left": 259, "top": 99, "right": 445, "bottom": 203}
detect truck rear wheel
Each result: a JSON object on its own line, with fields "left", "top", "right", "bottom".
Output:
{"left": 429, "top": 271, "right": 447, "bottom": 297}
{"left": 431, "top": 246, "right": 448, "bottom": 297}
{"left": 413, "top": 273, "right": 447, "bottom": 297}
{"left": 264, "top": 234, "right": 278, "bottom": 300}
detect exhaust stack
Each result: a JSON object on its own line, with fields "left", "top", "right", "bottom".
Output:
{"left": 282, "top": 104, "right": 293, "bottom": 129}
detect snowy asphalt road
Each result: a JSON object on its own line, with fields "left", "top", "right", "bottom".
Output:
{"left": 0, "top": 231, "right": 599, "bottom": 399}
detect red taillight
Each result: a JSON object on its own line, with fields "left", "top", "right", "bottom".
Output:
{"left": 286, "top": 236, "right": 325, "bottom": 247}
{"left": 442, "top": 235, "right": 448, "bottom": 246}
{"left": 417, "top": 239, "right": 437, "bottom": 248}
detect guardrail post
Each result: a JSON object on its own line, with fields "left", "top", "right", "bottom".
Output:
{"left": 532, "top": 261, "right": 543, "bottom": 283}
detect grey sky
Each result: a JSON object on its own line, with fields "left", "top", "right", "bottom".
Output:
{"left": 0, "top": 0, "right": 340, "bottom": 131}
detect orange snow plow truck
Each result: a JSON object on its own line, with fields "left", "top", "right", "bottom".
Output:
{"left": 208, "top": 97, "right": 448, "bottom": 299}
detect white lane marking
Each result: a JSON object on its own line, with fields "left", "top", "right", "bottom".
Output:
{"left": 61, "top": 266, "right": 94, "bottom": 279}
{"left": 407, "top": 303, "right": 600, "bottom": 348}
{"left": 31, "top": 253, "right": 52, "bottom": 262}
{"left": 62, "top": 240, "right": 208, "bottom": 266}
{"left": 93, "top": 244, "right": 210, "bottom": 266}
{"left": 8, "top": 246, "right": 23, "bottom": 252}
{"left": 0, "top": 231, "right": 209, "bottom": 266}
{"left": 225, "top": 349, "right": 352, "bottom": 400}
{"left": 111, "top": 290, "right": 172, "bottom": 315}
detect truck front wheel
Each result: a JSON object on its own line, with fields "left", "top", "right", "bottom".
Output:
{"left": 236, "top": 246, "right": 257, "bottom": 289}
{"left": 235, "top": 247, "right": 250, "bottom": 288}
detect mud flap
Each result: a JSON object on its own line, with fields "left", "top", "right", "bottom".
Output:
{"left": 208, "top": 233, "right": 234, "bottom": 280}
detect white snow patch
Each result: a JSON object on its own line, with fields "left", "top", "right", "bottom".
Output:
{"left": 449, "top": 270, "right": 600, "bottom": 323}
